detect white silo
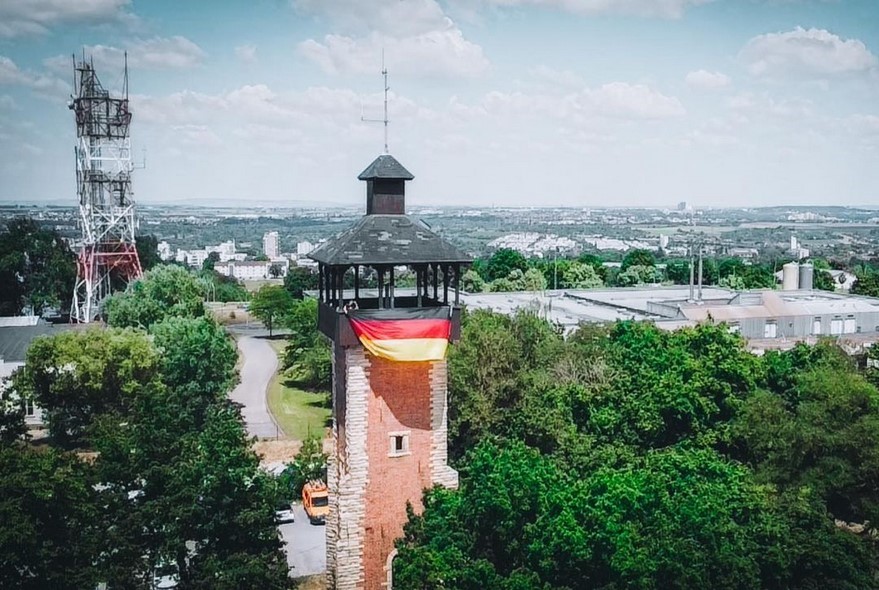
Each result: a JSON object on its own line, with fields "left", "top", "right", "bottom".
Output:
{"left": 782, "top": 262, "right": 800, "bottom": 291}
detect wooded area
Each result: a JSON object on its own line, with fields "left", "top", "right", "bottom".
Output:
{"left": 394, "top": 311, "right": 879, "bottom": 589}
{"left": 1, "top": 266, "right": 293, "bottom": 589}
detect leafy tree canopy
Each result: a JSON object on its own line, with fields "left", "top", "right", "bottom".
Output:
{"left": 12, "top": 328, "right": 160, "bottom": 447}
{"left": 136, "top": 234, "right": 162, "bottom": 271}
{"left": 562, "top": 261, "right": 603, "bottom": 289}
{"left": 487, "top": 248, "right": 528, "bottom": 281}
{"left": 0, "top": 217, "right": 76, "bottom": 316}
{"left": 0, "top": 445, "right": 102, "bottom": 590}
{"left": 249, "top": 284, "right": 294, "bottom": 337}
{"left": 621, "top": 248, "right": 656, "bottom": 271}
{"left": 283, "top": 266, "right": 318, "bottom": 299}
{"left": 105, "top": 264, "right": 205, "bottom": 329}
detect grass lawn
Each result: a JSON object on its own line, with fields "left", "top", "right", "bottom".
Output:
{"left": 266, "top": 339, "right": 331, "bottom": 441}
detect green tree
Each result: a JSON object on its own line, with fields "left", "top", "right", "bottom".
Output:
{"left": 852, "top": 270, "right": 879, "bottom": 297}
{"left": 279, "top": 435, "right": 329, "bottom": 501}
{"left": 741, "top": 264, "right": 775, "bottom": 289}
{"left": 202, "top": 251, "right": 220, "bottom": 272}
{"left": 250, "top": 284, "right": 294, "bottom": 337}
{"left": 281, "top": 298, "right": 330, "bottom": 390}
{"left": 0, "top": 217, "right": 76, "bottom": 316}
{"left": 0, "top": 380, "right": 27, "bottom": 443}
{"left": 621, "top": 248, "right": 656, "bottom": 271}
{"left": 283, "top": 266, "right": 318, "bottom": 299}
{"left": 595, "top": 321, "right": 762, "bottom": 449}
{"left": 172, "top": 402, "right": 291, "bottom": 589}
{"left": 395, "top": 441, "right": 841, "bottom": 590}
{"left": 522, "top": 267, "right": 547, "bottom": 291}
{"left": 136, "top": 234, "right": 162, "bottom": 271}
{"left": 151, "top": 316, "right": 238, "bottom": 403}
{"left": 12, "top": 328, "right": 160, "bottom": 447}
{"left": 105, "top": 265, "right": 205, "bottom": 329}
{"left": 461, "top": 269, "right": 486, "bottom": 293}
{"left": 732, "top": 360, "right": 879, "bottom": 526}
{"left": 718, "top": 273, "right": 746, "bottom": 290}
{"left": 0, "top": 445, "right": 102, "bottom": 590}
{"left": 200, "top": 270, "right": 250, "bottom": 302}
{"left": 489, "top": 277, "right": 516, "bottom": 292}
{"left": 616, "top": 264, "right": 660, "bottom": 286}
{"left": 814, "top": 268, "right": 836, "bottom": 291}
{"left": 487, "top": 248, "right": 527, "bottom": 281}
{"left": 562, "top": 261, "right": 603, "bottom": 289}
{"left": 665, "top": 259, "right": 691, "bottom": 284}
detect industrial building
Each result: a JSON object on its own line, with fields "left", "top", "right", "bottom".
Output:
{"left": 460, "top": 280, "right": 879, "bottom": 353}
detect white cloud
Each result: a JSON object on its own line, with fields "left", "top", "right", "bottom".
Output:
{"left": 45, "top": 37, "right": 206, "bottom": 73}
{"left": 171, "top": 124, "right": 223, "bottom": 147}
{"left": 582, "top": 83, "right": 686, "bottom": 119}
{"left": 294, "top": 0, "right": 488, "bottom": 78}
{"left": 529, "top": 65, "right": 586, "bottom": 89}
{"left": 299, "top": 29, "right": 489, "bottom": 77}
{"left": 741, "top": 27, "right": 877, "bottom": 77}
{"left": 0, "top": 55, "right": 68, "bottom": 97}
{"left": 727, "top": 92, "right": 813, "bottom": 119}
{"left": 685, "top": 69, "right": 731, "bottom": 90}
{"left": 235, "top": 45, "right": 258, "bottom": 63}
{"left": 0, "top": 0, "right": 130, "bottom": 37}
{"left": 292, "top": 0, "right": 451, "bottom": 36}
{"left": 0, "top": 95, "right": 17, "bottom": 110}
{"left": 483, "top": 0, "right": 712, "bottom": 19}
{"left": 451, "top": 82, "right": 684, "bottom": 125}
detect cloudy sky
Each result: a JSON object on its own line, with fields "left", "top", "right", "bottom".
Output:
{"left": 1, "top": 0, "right": 877, "bottom": 208}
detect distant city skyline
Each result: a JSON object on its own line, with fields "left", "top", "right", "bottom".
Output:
{"left": 0, "top": 0, "right": 877, "bottom": 207}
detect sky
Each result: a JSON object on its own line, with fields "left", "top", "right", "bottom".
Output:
{"left": 0, "top": 0, "right": 877, "bottom": 208}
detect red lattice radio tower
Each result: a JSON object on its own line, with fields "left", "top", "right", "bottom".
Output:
{"left": 68, "top": 53, "right": 142, "bottom": 323}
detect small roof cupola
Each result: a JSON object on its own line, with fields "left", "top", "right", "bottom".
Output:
{"left": 358, "top": 154, "right": 414, "bottom": 215}
{"left": 309, "top": 155, "right": 472, "bottom": 345}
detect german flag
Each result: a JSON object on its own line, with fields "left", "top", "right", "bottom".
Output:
{"left": 347, "top": 307, "right": 452, "bottom": 362}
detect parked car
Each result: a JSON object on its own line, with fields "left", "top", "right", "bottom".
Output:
{"left": 275, "top": 508, "right": 296, "bottom": 524}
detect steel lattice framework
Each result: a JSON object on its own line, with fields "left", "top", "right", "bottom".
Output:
{"left": 69, "top": 54, "right": 142, "bottom": 323}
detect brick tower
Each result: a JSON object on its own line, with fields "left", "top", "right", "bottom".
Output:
{"left": 309, "top": 155, "right": 471, "bottom": 589}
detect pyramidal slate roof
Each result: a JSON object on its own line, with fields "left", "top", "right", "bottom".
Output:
{"left": 357, "top": 155, "right": 414, "bottom": 180}
{"left": 308, "top": 214, "right": 471, "bottom": 266}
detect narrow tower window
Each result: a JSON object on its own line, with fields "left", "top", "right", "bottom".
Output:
{"left": 389, "top": 431, "right": 410, "bottom": 457}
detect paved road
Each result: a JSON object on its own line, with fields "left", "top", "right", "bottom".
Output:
{"left": 230, "top": 336, "right": 281, "bottom": 439}
{"left": 280, "top": 505, "right": 326, "bottom": 578}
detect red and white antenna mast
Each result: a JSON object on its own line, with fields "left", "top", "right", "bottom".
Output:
{"left": 69, "top": 52, "right": 142, "bottom": 323}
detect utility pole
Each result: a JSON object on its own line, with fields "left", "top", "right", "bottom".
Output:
{"left": 554, "top": 247, "right": 559, "bottom": 290}
{"left": 698, "top": 244, "right": 704, "bottom": 302}
{"left": 688, "top": 245, "right": 695, "bottom": 303}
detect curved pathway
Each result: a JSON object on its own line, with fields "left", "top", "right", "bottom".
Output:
{"left": 230, "top": 336, "right": 281, "bottom": 439}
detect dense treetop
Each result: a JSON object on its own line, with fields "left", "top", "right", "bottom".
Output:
{"left": 397, "top": 310, "right": 879, "bottom": 589}
{"left": 0, "top": 217, "right": 76, "bottom": 316}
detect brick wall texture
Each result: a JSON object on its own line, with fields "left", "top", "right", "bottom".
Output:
{"left": 327, "top": 345, "right": 458, "bottom": 590}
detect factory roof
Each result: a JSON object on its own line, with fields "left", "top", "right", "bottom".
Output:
{"left": 679, "top": 290, "right": 879, "bottom": 322}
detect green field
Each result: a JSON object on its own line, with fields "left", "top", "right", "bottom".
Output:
{"left": 266, "top": 340, "right": 331, "bottom": 441}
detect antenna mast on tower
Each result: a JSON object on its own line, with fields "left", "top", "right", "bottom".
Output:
{"left": 362, "top": 51, "right": 390, "bottom": 153}
{"left": 68, "top": 51, "right": 142, "bottom": 322}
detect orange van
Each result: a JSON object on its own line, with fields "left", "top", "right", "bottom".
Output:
{"left": 302, "top": 480, "right": 329, "bottom": 525}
